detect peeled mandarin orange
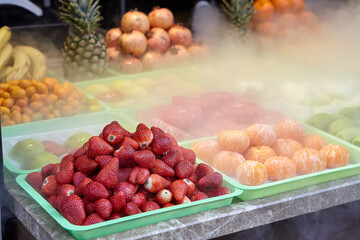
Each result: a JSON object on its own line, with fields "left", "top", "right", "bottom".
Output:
{"left": 291, "top": 148, "right": 326, "bottom": 175}
{"left": 191, "top": 140, "right": 220, "bottom": 164}
{"left": 245, "top": 124, "right": 277, "bottom": 147}
{"left": 264, "top": 156, "right": 296, "bottom": 181}
{"left": 275, "top": 118, "right": 305, "bottom": 142}
{"left": 272, "top": 138, "right": 303, "bottom": 158}
{"left": 236, "top": 160, "right": 268, "bottom": 186}
{"left": 320, "top": 144, "right": 350, "bottom": 169}
{"left": 244, "top": 146, "right": 277, "bottom": 164}
{"left": 302, "top": 134, "right": 327, "bottom": 150}
{"left": 212, "top": 151, "right": 246, "bottom": 176}
{"left": 218, "top": 130, "right": 250, "bottom": 153}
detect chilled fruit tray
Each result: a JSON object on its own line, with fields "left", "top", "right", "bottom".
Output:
{"left": 180, "top": 124, "right": 360, "bottom": 201}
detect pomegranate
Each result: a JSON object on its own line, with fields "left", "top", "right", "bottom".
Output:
{"left": 120, "top": 56, "right": 143, "bottom": 74}
{"left": 146, "top": 27, "right": 171, "bottom": 53}
{"left": 168, "top": 25, "right": 192, "bottom": 47}
{"left": 141, "top": 51, "right": 163, "bottom": 70}
{"left": 121, "top": 10, "right": 150, "bottom": 34}
{"left": 107, "top": 47, "right": 121, "bottom": 61}
{"left": 187, "top": 42, "right": 210, "bottom": 58}
{"left": 148, "top": 7, "right": 174, "bottom": 29}
{"left": 119, "top": 30, "right": 147, "bottom": 57}
{"left": 165, "top": 45, "right": 189, "bottom": 62}
{"left": 105, "top": 28, "right": 122, "bottom": 48}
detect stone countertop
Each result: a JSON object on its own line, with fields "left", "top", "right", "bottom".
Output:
{"left": 4, "top": 168, "right": 360, "bottom": 240}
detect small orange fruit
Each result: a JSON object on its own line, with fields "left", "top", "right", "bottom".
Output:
{"left": 212, "top": 151, "right": 246, "bottom": 176}
{"left": 253, "top": 0, "right": 275, "bottom": 22}
{"left": 320, "top": 144, "right": 350, "bottom": 169}
{"left": 264, "top": 156, "right": 296, "bottom": 181}
{"left": 236, "top": 160, "right": 268, "bottom": 186}
{"left": 218, "top": 130, "right": 250, "bottom": 153}
{"left": 191, "top": 140, "right": 220, "bottom": 164}
{"left": 277, "top": 12, "right": 299, "bottom": 28}
{"left": 255, "top": 21, "right": 278, "bottom": 36}
{"left": 275, "top": 118, "right": 305, "bottom": 142}
{"left": 291, "top": 148, "right": 326, "bottom": 175}
{"left": 245, "top": 123, "right": 277, "bottom": 147}
{"left": 298, "top": 10, "right": 318, "bottom": 26}
{"left": 272, "top": 0, "right": 292, "bottom": 13}
{"left": 290, "top": 0, "right": 304, "bottom": 12}
{"left": 302, "top": 134, "right": 327, "bottom": 150}
{"left": 272, "top": 138, "right": 303, "bottom": 158}
{"left": 243, "top": 146, "right": 277, "bottom": 163}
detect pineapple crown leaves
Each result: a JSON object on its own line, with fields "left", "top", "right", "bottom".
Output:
{"left": 220, "top": 0, "right": 254, "bottom": 31}
{"left": 59, "top": 0, "right": 103, "bottom": 34}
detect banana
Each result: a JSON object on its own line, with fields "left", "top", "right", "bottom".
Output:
{"left": 2, "top": 47, "right": 32, "bottom": 81}
{"left": 0, "top": 26, "right": 11, "bottom": 52}
{"left": 0, "top": 43, "right": 13, "bottom": 72}
{"left": 14, "top": 46, "right": 47, "bottom": 81}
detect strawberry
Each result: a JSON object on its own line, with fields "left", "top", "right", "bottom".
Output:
{"left": 146, "top": 193, "right": 157, "bottom": 202}
{"left": 83, "top": 197, "right": 95, "bottom": 215}
{"left": 179, "top": 147, "right": 196, "bottom": 165}
{"left": 150, "top": 127, "right": 172, "bottom": 155}
{"left": 136, "top": 185, "right": 152, "bottom": 199}
{"left": 176, "top": 196, "right": 191, "bottom": 204}
{"left": 58, "top": 195, "right": 86, "bottom": 225}
{"left": 109, "top": 191, "right": 126, "bottom": 213}
{"left": 182, "top": 178, "right": 195, "bottom": 196}
{"left": 198, "top": 172, "right": 223, "bottom": 190}
{"left": 74, "top": 177, "right": 92, "bottom": 196}
{"left": 41, "top": 164, "right": 55, "bottom": 178}
{"left": 162, "top": 149, "right": 183, "bottom": 168}
{"left": 144, "top": 174, "right": 170, "bottom": 193}
{"left": 150, "top": 159, "right": 175, "bottom": 177}
{"left": 75, "top": 155, "right": 99, "bottom": 176}
{"left": 174, "top": 160, "right": 194, "bottom": 179}
{"left": 102, "top": 121, "right": 131, "bottom": 146}
{"left": 74, "top": 142, "right": 89, "bottom": 159}
{"left": 73, "top": 172, "right": 87, "bottom": 187}
{"left": 82, "top": 213, "right": 105, "bottom": 225}
{"left": 117, "top": 168, "right": 132, "bottom": 182}
{"left": 134, "top": 150, "right": 155, "bottom": 169}
{"left": 195, "top": 163, "right": 214, "bottom": 179}
{"left": 188, "top": 172, "right": 198, "bottom": 184}
{"left": 162, "top": 203, "right": 175, "bottom": 208}
{"left": 94, "top": 198, "right": 112, "bottom": 219}
{"left": 57, "top": 184, "right": 75, "bottom": 197}
{"left": 164, "top": 175, "right": 177, "bottom": 183}
{"left": 47, "top": 195, "right": 58, "bottom": 209}
{"left": 51, "top": 163, "right": 60, "bottom": 175}
{"left": 170, "top": 180, "right": 188, "bottom": 202}
{"left": 114, "top": 144, "right": 136, "bottom": 168}
{"left": 123, "top": 202, "right": 142, "bottom": 216}
{"left": 96, "top": 157, "right": 119, "bottom": 189}
{"left": 156, "top": 189, "right": 173, "bottom": 205}
{"left": 60, "top": 154, "right": 75, "bottom": 167}
{"left": 131, "top": 192, "right": 146, "bottom": 208}
{"left": 42, "top": 140, "right": 69, "bottom": 157}
{"left": 87, "top": 136, "right": 114, "bottom": 158}
{"left": 141, "top": 201, "right": 160, "bottom": 212}
{"left": 108, "top": 213, "right": 122, "bottom": 220}
{"left": 57, "top": 161, "right": 74, "bottom": 185}
{"left": 41, "top": 175, "right": 58, "bottom": 196}
{"left": 114, "top": 182, "right": 138, "bottom": 202}
{"left": 83, "top": 181, "right": 110, "bottom": 202}
{"left": 26, "top": 172, "right": 43, "bottom": 191}
{"left": 191, "top": 191, "right": 208, "bottom": 201}
{"left": 132, "top": 123, "right": 153, "bottom": 149}
{"left": 207, "top": 187, "right": 231, "bottom": 197}
{"left": 120, "top": 136, "right": 139, "bottom": 150}
{"left": 165, "top": 133, "right": 179, "bottom": 150}
{"left": 129, "top": 166, "right": 150, "bottom": 185}
{"left": 95, "top": 155, "right": 113, "bottom": 168}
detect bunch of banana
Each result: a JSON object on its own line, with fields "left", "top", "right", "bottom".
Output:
{"left": 0, "top": 26, "right": 13, "bottom": 73}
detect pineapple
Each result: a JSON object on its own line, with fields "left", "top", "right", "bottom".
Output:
{"left": 59, "top": 0, "right": 107, "bottom": 81}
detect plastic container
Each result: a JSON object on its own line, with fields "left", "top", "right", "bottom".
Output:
{"left": 180, "top": 124, "right": 360, "bottom": 201}
{"left": 16, "top": 165, "right": 242, "bottom": 240}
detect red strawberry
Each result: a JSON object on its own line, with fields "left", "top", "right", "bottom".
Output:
{"left": 176, "top": 196, "right": 191, "bottom": 204}
{"left": 123, "top": 202, "right": 142, "bottom": 216}
{"left": 182, "top": 178, "right": 195, "bottom": 196}
{"left": 75, "top": 155, "right": 99, "bottom": 176}
{"left": 188, "top": 172, "right": 198, "bottom": 183}
{"left": 73, "top": 142, "right": 89, "bottom": 159}
{"left": 83, "top": 197, "right": 95, "bottom": 215}
{"left": 82, "top": 213, "right": 105, "bottom": 225}
{"left": 129, "top": 166, "right": 150, "bottom": 185}
{"left": 58, "top": 195, "right": 86, "bottom": 225}
{"left": 198, "top": 172, "right": 223, "bottom": 190}
{"left": 162, "top": 149, "right": 183, "bottom": 168}
{"left": 57, "top": 161, "right": 74, "bottom": 185}
{"left": 57, "top": 184, "right": 75, "bottom": 197}
{"left": 195, "top": 163, "right": 214, "bottom": 179}
{"left": 108, "top": 213, "right": 122, "bottom": 220}
{"left": 179, "top": 147, "right": 196, "bottom": 165}
{"left": 94, "top": 198, "right": 112, "bottom": 219}
{"left": 47, "top": 195, "right": 58, "bottom": 209}
{"left": 114, "top": 182, "right": 138, "bottom": 202}
{"left": 165, "top": 133, "right": 179, "bottom": 150}
{"left": 174, "top": 160, "right": 194, "bottom": 179}
{"left": 102, "top": 121, "right": 131, "bottom": 146}
{"left": 26, "top": 172, "right": 43, "bottom": 191}
{"left": 41, "top": 164, "right": 55, "bottom": 178}
{"left": 114, "top": 144, "right": 136, "bottom": 168}
{"left": 75, "top": 177, "right": 92, "bottom": 196}
{"left": 141, "top": 201, "right": 160, "bottom": 212}
{"left": 117, "top": 168, "right": 132, "bottom": 182}
{"left": 83, "top": 181, "right": 110, "bottom": 202}
{"left": 150, "top": 159, "right": 175, "bottom": 177}
{"left": 109, "top": 191, "right": 126, "bottom": 213}
{"left": 170, "top": 180, "right": 188, "bottom": 202}
{"left": 150, "top": 127, "right": 172, "bottom": 155}
{"left": 146, "top": 193, "right": 157, "bottom": 202}
{"left": 120, "top": 136, "right": 139, "bottom": 150}
{"left": 73, "top": 172, "right": 87, "bottom": 187}
{"left": 207, "top": 187, "right": 231, "bottom": 197}
{"left": 164, "top": 175, "right": 177, "bottom": 183}
{"left": 41, "top": 175, "right": 58, "bottom": 196}
{"left": 191, "top": 191, "right": 209, "bottom": 201}
{"left": 96, "top": 157, "right": 119, "bottom": 189}
{"left": 60, "top": 154, "right": 75, "bottom": 167}
{"left": 156, "top": 189, "right": 173, "bottom": 205}
{"left": 95, "top": 155, "right": 113, "bottom": 168}
{"left": 144, "top": 174, "right": 170, "bottom": 193}
{"left": 131, "top": 192, "right": 146, "bottom": 207}
{"left": 42, "top": 140, "right": 69, "bottom": 156}
{"left": 136, "top": 185, "right": 152, "bottom": 199}
{"left": 132, "top": 123, "right": 153, "bottom": 149}
{"left": 87, "top": 136, "right": 114, "bottom": 158}
{"left": 51, "top": 163, "right": 60, "bottom": 175}
{"left": 134, "top": 150, "right": 155, "bottom": 169}
{"left": 162, "top": 203, "right": 175, "bottom": 208}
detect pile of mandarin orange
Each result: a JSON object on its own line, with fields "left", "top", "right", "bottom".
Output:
{"left": 0, "top": 78, "right": 103, "bottom": 126}
{"left": 191, "top": 118, "right": 350, "bottom": 186}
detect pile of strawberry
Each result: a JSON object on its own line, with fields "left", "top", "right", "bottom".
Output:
{"left": 25, "top": 121, "right": 230, "bottom": 226}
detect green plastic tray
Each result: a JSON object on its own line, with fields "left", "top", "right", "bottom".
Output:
{"left": 2, "top": 111, "right": 137, "bottom": 177}
{"left": 180, "top": 124, "right": 360, "bottom": 201}
{"left": 16, "top": 165, "right": 242, "bottom": 240}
